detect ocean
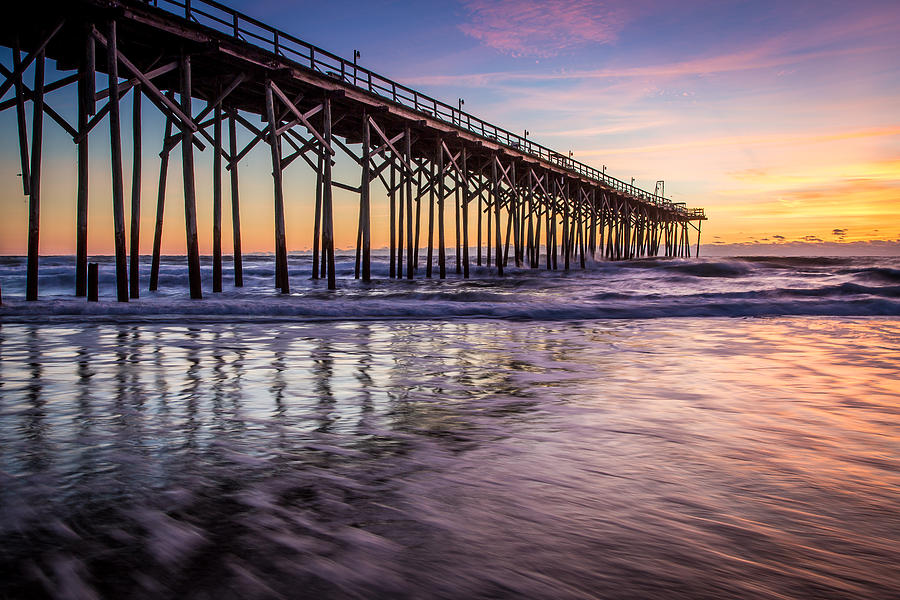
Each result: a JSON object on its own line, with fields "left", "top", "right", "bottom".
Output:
{"left": 1, "top": 254, "right": 898, "bottom": 599}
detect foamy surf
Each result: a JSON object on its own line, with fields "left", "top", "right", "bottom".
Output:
{"left": 2, "top": 254, "right": 898, "bottom": 322}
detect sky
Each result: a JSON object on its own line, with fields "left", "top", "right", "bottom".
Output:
{"left": 1, "top": 0, "right": 899, "bottom": 255}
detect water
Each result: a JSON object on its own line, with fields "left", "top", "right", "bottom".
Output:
{"left": 0, "top": 253, "right": 898, "bottom": 320}
{"left": 1, "top": 255, "right": 898, "bottom": 599}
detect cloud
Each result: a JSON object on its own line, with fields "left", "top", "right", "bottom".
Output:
{"left": 538, "top": 119, "right": 672, "bottom": 138}
{"left": 701, "top": 240, "right": 900, "bottom": 257}
{"left": 721, "top": 177, "right": 900, "bottom": 220}
{"left": 458, "top": 0, "right": 635, "bottom": 58}
{"left": 582, "top": 127, "right": 900, "bottom": 157}
{"left": 412, "top": 5, "right": 900, "bottom": 86}
{"left": 801, "top": 235, "right": 824, "bottom": 242}
{"left": 773, "top": 235, "right": 786, "bottom": 240}
{"left": 832, "top": 228, "right": 848, "bottom": 238}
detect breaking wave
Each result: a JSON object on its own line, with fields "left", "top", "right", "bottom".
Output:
{"left": 1, "top": 254, "right": 899, "bottom": 322}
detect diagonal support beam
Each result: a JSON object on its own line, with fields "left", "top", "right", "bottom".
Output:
{"left": 0, "top": 63, "right": 77, "bottom": 138}
{"left": 330, "top": 135, "right": 363, "bottom": 166}
{"left": 94, "top": 61, "right": 176, "bottom": 102}
{"left": 74, "top": 85, "right": 134, "bottom": 144}
{"left": 226, "top": 91, "right": 305, "bottom": 168}
{"left": 0, "top": 19, "right": 65, "bottom": 100}
{"left": 332, "top": 180, "right": 362, "bottom": 194}
{"left": 370, "top": 130, "right": 404, "bottom": 158}
{"left": 192, "top": 72, "right": 246, "bottom": 125}
{"left": 91, "top": 26, "right": 198, "bottom": 133}
{"left": 281, "top": 129, "right": 321, "bottom": 171}
{"left": 441, "top": 140, "right": 463, "bottom": 178}
{"left": 368, "top": 116, "right": 412, "bottom": 173}
{"left": 494, "top": 155, "right": 515, "bottom": 189}
{"left": 269, "top": 81, "right": 333, "bottom": 155}
{"left": 0, "top": 72, "right": 80, "bottom": 112}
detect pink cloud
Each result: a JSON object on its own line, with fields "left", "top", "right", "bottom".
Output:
{"left": 458, "top": 0, "right": 635, "bottom": 57}
{"left": 408, "top": 39, "right": 889, "bottom": 87}
{"left": 578, "top": 126, "right": 900, "bottom": 156}
{"left": 423, "top": 4, "right": 900, "bottom": 83}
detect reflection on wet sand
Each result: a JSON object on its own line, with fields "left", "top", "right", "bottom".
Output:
{"left": 0, "top": 318, "right": 898, "bottom": 599}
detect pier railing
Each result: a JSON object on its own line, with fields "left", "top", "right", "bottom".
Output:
{"left": 145, "top": 0, "right": 702, "bottom": 219}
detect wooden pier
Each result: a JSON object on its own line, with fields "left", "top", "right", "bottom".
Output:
{"left": 1, "top": 0, "right": 706, "bottom": 300}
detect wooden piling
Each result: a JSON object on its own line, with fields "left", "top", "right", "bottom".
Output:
{"left": 312, "top": 148, "right": 323, "bottom": 280}
{"left": 129, "top": 85, "right": 141, "bottom": 298}
{"left": 589, "top": 191, "right": 597, "bottom": 260}
{"left": 510, "top": 163, "right": 521, "bottom": 268}
{"left": 696, "top": 220, "right": 702, "bottom": 257}
{"left": 229, "top": 114, "right": 243, "bottom": 286}
{"left": 354, "top": 191, "right": 362, "bottom": 279}
{"left": 265, "top": 81, "right": 289, "bottom": 294}
{"left": 322, "top": 95, "right": 336, "bottom": 290}
{"left": 389, "top": 161, "right": 396, "bottom": 279}
{"left": 578, "top": 191, "right": 586, "bottom": 268}
{"left": 503, "top": 193, "right": 513, "bottom": 268}
{"left": 212, "top": 99, "right": 223, "bottom": 292}
{"left": 526, "top": 170, "right": 535, "bottom": 268}
{"left": 426, "top": 155, "right": 435, "bottom": 278}
{"left": 396, "top": 160, "right": 404, "bottom": 278}
{"left": 486, "top": 176, "right": 492, "bottom": 268}
{"left": 405, "top": 126, "right": 414, "bottom": 280}
{"left": 455, "top": 178, "right": 462, "bottom": 275}
{"left": 13, "top": 43, "right": 30, "bottom": 198}
{"left": 360, "top": 112, "right": 371, "bottom": 281}
{"left": 107, "top": 22, "right": 129, "bottom": 302}
{"left": 493, "top": 157, "right": 503, "bottom": 276}
{"left": 149, "top": 106, "right": 173, "bottom": 292}
{"left": 477, "top": 172, "right": 483, "bottom": 266}
{"left": 75, "top": 34, "right": 93, "bottom": 297}
{"left": 633, "top": 209, "right": 641, "bottom": 258}
{"left": 535, "top": 203, "right": 543, "bottom": 269}
{"left": 87, "top": 262, "right": 98, "bottom": 302}
{"left": 437, "top": 138, "right": 446, "bottom": 279}
{"left": 550, "top": 182, "right": 558, "bottom": 270}
{"left": 25, "top": 50, "right": 44, "bottom": 301}
{"left": 562, "top": 183, "right": 570, "bottom": 271}
{"left": 684, "top": 223, "right": 691, "bottom": 258}
{"left": 414, "top": 160, "right": 422, "bottom": 272}
{"left": 82, "top": 31, "right": 96, "bottom": 115}
{"left": 461, "top": 147, "right": 470, "bottom": 279}
{"left": 180, "top": 52, "right": 202, "bottom": 299}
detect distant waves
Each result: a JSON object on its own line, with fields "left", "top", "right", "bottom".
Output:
{"left": 1, "top": 254, "right": 898, "bottom": 321}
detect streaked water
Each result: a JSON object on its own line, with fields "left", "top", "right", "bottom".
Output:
{"left": 1, "top": 256, "right": 898, "bottom": 599}
{"left": 0, "top": 253, "right": 898, "bottom": 320}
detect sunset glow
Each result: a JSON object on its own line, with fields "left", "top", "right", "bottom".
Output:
{"left": 1, "top": 4, "right": 898, "bottom": 597}
{"left": 1, "top": 0, "right": 898, "bottom": 255}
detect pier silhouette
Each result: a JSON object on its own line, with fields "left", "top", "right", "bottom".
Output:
{"left": 1, "top": 0, "right": 706, "bottom": 301}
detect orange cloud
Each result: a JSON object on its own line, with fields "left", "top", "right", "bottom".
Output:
{"left": 707, "top": 178, "right": 900, "bottom": 243}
